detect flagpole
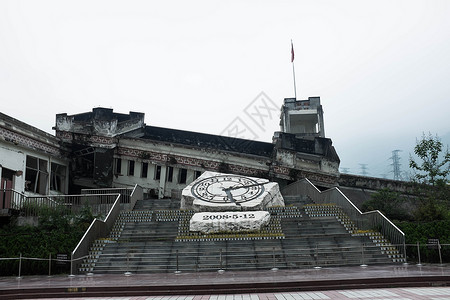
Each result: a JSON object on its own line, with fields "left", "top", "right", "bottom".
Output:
{"left": 291, "top": 40, "right": 297, "bottom": 100}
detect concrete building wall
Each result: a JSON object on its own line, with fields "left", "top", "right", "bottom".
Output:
{"left": 0, "top": 119, "right": 69, "bottom": 196}
{"left": 114, "top": 137, "right": 273, "bottom": 198}
{"left": 280, "top": 97, "right": 325, "bottom": 138}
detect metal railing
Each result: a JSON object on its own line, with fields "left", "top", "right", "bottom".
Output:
{"left": 81, "top": 185, "right": 142, "bottom": 211}
{"left": 70, "top": 193, "right": 122, "bottom": 275}
{"left": 0, "top": 189, "right": 120, "bottom": 217}
{"left": 0, "top": 185, "right": 143, "bottom": 275}
{"left": 82, "top": 187, "right": 133, "bottom": 204}
{"left": 2, "top": 242, "right": 447, "bottom": 276}
{"left": 70, "top": 184, "right": 142, "bottom": 274}
{"left": 0, "top": 189, "right": 26, "bottom": 210}
{"left": 282, "top": 179, "right": 406, "bottom": 256}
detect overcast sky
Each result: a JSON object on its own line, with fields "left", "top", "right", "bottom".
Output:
{"left": 1, "top": 0, "right": 449, "bottom": 179}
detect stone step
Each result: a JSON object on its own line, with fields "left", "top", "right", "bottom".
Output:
{"left": 83, "top": 196, "right": 404, "bottom": 274}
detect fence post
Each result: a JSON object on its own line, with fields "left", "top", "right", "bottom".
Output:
{"left": 438, "top": 240, "right": 443, "bottom": 266}
{"left": 175, "top": 250, "right": 181, "bottom": 274}
{"left": 403, "top": 241, "right": 408, "bottom": 265}
{"left": 416, "top": 241, "right": 422, "bottom": 266}
{"left": 69, "top": 253, "right": 75, "bottom": 277}
{"left": 271, "top": 247, "right": 278, "bottom": 271}
{"left": 360, "top": 243, "right": 368, "bottom": 267}
{"left": 314, "top": 244, "right": 321, "bottom": 269}
{"left": 124, "top": 252, "right": 132, "bottom": 276}
{"left": 218, "top": 249, "right": 225, "bottom": 273}
{"left": 17, "top": 253, "right": 22, "bottom": 279}
{"left": 48, "top": 253, "right": 51, "bottom": 277}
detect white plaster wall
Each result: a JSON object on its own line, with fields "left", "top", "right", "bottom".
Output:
{"left": 115, "top": 138, "right": 271, "bottom": 198}
{"left": 112, "top": 156, "right": 198, "bottom": 199}
{"left": 119, "top": 138, "right": 270, "bottom": 172}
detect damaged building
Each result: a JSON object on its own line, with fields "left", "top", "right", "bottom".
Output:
{"left": 1, "top": 96, "right": 405, "bottom": 207}
{"left": 0, "top": 112, "right": 69, "bottom": 210}
{"left": 52, "top": 97, "right": 339, "bottom": 198}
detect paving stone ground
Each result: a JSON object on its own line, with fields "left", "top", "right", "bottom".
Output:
{"left": 1, "top": 264, "right": 449, "bottom": 300}
{"left": 18, "top": 288, "right": 450, "bottom": 300}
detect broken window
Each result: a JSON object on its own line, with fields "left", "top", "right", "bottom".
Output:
{"left": 178, "top": 168, "right": 187, "bottom": 184}
{"left": 154, "top": 165, "right": 161, "bottom": 180}
{"left": 50, "top": 163, "right": 66, "bottom": 193}
{"left": 141, "top": 162, "right": 148, "bottom": 178}
{"left": 128, "top": 160, "right": 135, "bottom": 176}
{"left": 25, "top": 156, "right": 48, "bottom": 194}
{"left": 167, "top": 166, "right": 174, "bottom": 182}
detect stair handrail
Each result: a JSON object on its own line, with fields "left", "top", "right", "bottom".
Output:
{"left": 128, "top": 184, "right": 143, "bottom": 211}
{"left": 70, "top": 184, "right": 143, "bottom": 274}
{"left": 282, "top": 178, "right": 405, "bottom": 256}
{"left": 71, "top": 193, "right": 122, "bottom": 275}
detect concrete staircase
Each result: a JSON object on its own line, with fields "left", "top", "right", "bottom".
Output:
{"left": 79, "top": 194, "right": 404, "bottom": 274}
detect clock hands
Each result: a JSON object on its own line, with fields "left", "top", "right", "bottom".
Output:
{"left": 223, "top": 181, "right": 269, "bottom": 191}
{"left": 191, "top": 175, "right": 267, "bottom": 204}
{"left": 223, "top": 188, "right": 238, "bottom": 205}
{"left": 222, "top": 181, "right": 269, "bottom": 204}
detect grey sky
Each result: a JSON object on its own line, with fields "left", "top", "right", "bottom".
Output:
{"left": 1, "top": 0, "right": 449, "bottom": 179}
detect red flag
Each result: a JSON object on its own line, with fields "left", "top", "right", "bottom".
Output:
{"left": 291, "top": 41, "right": 294, "bottom": 62}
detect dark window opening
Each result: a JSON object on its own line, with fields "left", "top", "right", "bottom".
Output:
{"left": 167, "top": 166, "right": 174, "bottom": 182}
{"left": 141, "top": 162, "right": 148, "bottom": 178}
{"left": 128, "top": 160, "right": 135, "bottom": 176}
{"left": 154, "top": 165, "right": 161, "bottom": 180}
{"left": 72, "top": 146, "right": 95, "bottom": 178}
{"left": 194, "top": 170, "right": 202, "bottom": 179}
{"left": 178, "top": 168, "right": 187, "bottom": 184}
{"left": 115, "top": 158, "right": 122, "bottom": 174}
{"left": 50, "top": 163, "right": 66, "bottom": 193}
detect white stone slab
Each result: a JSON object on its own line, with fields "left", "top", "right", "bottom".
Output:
{"left": 189, "top": 211, "right": 271, "bottom": 234}
{"left": 181, "top": 171, "right": 285, "bottom": 212}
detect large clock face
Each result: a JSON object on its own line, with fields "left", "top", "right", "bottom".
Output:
{"left": 191, "top": 174, "right": 265, "bottom": 203}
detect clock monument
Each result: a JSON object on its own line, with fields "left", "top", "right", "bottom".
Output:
{"left": 181, "top": 171, "right": 285, "bottom": 234}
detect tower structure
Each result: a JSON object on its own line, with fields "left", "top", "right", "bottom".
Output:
{"left": 390, "top": 150, "right": 402, "bottom": 181}
{"left": 279, "top": 97, "right": 325, "bottom": 138}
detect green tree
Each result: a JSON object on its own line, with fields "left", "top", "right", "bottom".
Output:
{"left": 409, "top": 133, "right": 450, "bottom": 221}
{"left": 409, "top": 133, "right": 449, "bottom": 186}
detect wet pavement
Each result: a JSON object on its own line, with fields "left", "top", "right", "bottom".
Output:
{"left": 0, "top": 264, "right": 449, "bottom": 299}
